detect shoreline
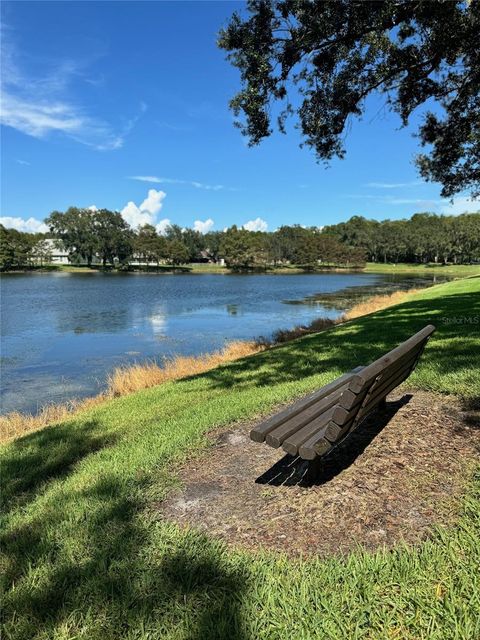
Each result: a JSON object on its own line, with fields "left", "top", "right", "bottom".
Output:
{"left": 0, "top": 284, "right": 439, "bottom": 444}
{"left": 2, "top": 262, "right": 479, "bottom": 277}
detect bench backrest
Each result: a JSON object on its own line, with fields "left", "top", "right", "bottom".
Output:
{"left": 324, "top": 324, "right": 436, "bottom": 443}
{"left": 250, "top": 324, "right": 436, "bottom": 461}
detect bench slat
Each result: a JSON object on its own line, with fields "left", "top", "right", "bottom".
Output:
{"left": 265, "top": 386, "right": 347, "bottom": 448}
{"left": 249, "top": 366, "right": 363, "bottom": 443}
{"left": 324, "top": 357, "right": 419, "bottom": 444}
{"left": 332, "top": 350, "right": 421, "bottom": 427}
{"left": 347, "top": 325, "right": 435, "bottom": 394}
{"left": 351, "top": 357, "right": 421, "bottom": 427}
{"left": 282, "top": 405, "right": 339, "bottom": 455}
{"left": 338, "top": 343, "right": 426, "bottom": 411}
{"left": 325, "top": 347, "right": 426, "bottom": 443}
{"left": 325, "top": 415, "right": 356, "bottom": 444}
{"left": 298, "top": 414, "right": 335, "bottom": 460}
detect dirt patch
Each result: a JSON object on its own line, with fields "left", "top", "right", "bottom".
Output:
{"left": 158, "top": 390, "right": 479, "bottom": 556}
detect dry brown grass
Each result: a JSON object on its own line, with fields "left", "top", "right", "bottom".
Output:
{"left": 0, "top": 288, "right": 421, "bottom": 445}
{"left": 342, "top": 288, "right": 422, "bottom": 321}
{"left": 0, "top": 395, "right": 107, "bottom": 444}
{"left": 106, "top": 340, "right": 262, "bottom": 397}
{"left": 0, "top": 341, "right": 262, "bottom": 444}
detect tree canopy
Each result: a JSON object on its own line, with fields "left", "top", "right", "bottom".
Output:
{"left": 218, "top": 0, "right": 480, "bottom": 198}
{"left": 2, "top": 210, "right": 479, "bottom": 272}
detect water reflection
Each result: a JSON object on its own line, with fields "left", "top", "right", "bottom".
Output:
{"left": 57, "top": 309, "right": 131, "bottom": 334}
{"left": 226, "top": 304, "right": 239, "bottom": 316}
{"left": 149, "top": 306, "right": 167, "bottom": 337}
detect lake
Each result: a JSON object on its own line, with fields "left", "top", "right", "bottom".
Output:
{"left": 0, "top": 271, "right": 448, "bottom": 414}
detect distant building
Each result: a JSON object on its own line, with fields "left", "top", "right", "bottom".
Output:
{"left": 44, "top": 239, "right": 70, "bottom": 264}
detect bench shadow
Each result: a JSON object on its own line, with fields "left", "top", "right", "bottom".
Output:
{"left": 255, "top": 394, "right": 413, "bottom": 488}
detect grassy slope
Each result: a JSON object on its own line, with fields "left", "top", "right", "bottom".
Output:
{"left": 364, "top": 262, "right": 480, "bottom": 277}
{"left": 1, "top": 277, "right": 479, "bottom": 640}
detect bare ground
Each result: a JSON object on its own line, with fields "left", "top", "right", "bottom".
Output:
{"left": 158, "top": 390, "right": 479, "bottom": 556}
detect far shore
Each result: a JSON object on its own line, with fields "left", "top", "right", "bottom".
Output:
{"left": 2, "top": 262, "right": 480, "bottom": 278}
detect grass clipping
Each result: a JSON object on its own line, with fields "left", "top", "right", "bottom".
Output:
{"left": 0, "top": 287, "right": 421, "bottom": 444}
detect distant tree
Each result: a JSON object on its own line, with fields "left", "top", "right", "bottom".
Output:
{"left": 294, "top": 234, "right": 320, "bottom": 270}
{"left": 250, "top": 231, "right": 271, "bottom": 269}
{"left": 219, "top": 1, "right": 480, "bottom": 198}
{"left": 316, "top": 235, "right": 343, "bottom": 265}
{"left": 46, "top": 207, "right": 98, "bottom": 266}
{"left": 0, "top": 225, "right": 15, "bottom": 270}
{"left": 264, "top": 231, "right": 283, "bottom": 266}
{"left": 220, "top": 226, "right": 258, "bottom": 269}
{"left": 135, "top": 224, "right": 167, "bottom": 266}
{"left": 323, "top": 216, "right": 380, "bottom": 262}
{"left": 203, "top": 231, "right": 223, "bottom": 262}
{"left": 93, "top": 209, "right": 134, "bottom": 267}
{"left": 163, "top": 224, "right": 185, "bottom": 243}
{"left": 31, "top": 239, "right": 53, "bottom": 267}
{"left": 451, "top": 213, "right": 480, "bottom": 263}
{"left": 376, "top": 220, "right": 402, "bottom": 264}
{"left": 165, "top": 239, "right": 190, "bottom": 265}
{"left": 0, "top": 225, "right": 36, "bottom": 270}
{"left": 275, "top": 225, "right": 312, "bottom": 263}
{"left": 181, "top": 228, "right": 206, "bottom": 261}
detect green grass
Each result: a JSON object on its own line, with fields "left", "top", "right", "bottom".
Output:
{"left": 1, "top": 277, "right": 479, "bottom": 639}
{"left": 364, "top": 262, "right": 480, "bottom": 278}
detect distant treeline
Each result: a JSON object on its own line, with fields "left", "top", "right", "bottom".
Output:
{"left": 324, "top": 213, "right": 480, "bottom": 264}
{"left": 1, "top": 208, "right": 479, "bottom": 272}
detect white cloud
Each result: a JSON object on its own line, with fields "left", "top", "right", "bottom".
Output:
{"left": 388, "top": 198, "right": 439, "bottom": 206}
{"left": 1, "top": 85, "right": 127, "bottom": 151}
{"left": 193, "top": 218, "right": 214, "bottom": 234}
{"left": 365, "top": 181, "right": 422, "bottom": 189}
{"left": 345, "top": 194, "right": 441, "bottom": 206}
{"left": 120, "top": 202, "right": 152, "bottom": 228}
{"left": 191, "top": 181, "right": 224, "bottom": 191}
{"left": 140, "top": 189, "right": 166, "bottom": 216}
{"left": 243, "top": 217, "right": 268, "bottom": 232}
{"left": 128, "top": 175, "right": 229, "bottom": 191}
{"left": 156, "top": 218, "right": 171, "bottom": 235}
{"left": 87, "top": 205, "right": 98, "bottom": 212}
{"left": 1, "top": 36, "right": 144, "bottom": 150}
{"left": 129, "top": 175, "right": 163, "bottom": 184}
{"left": 16, "top": 159, "right": 30, "bottom": 166}
{"left": 120, "top": 189, "right": 167, "bottom": 228}
{"left": 0, "top": 216, "right": 48, "bottom": 233}
{"left": 439, "top": 196, "right": 479, "bottom": 215}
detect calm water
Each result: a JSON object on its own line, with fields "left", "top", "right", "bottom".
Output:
{"left": 0, "top": 271, "right": 448, "bottom": 414}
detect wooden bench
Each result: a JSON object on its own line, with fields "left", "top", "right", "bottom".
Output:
{"left": 250, "top": 325, "right": 436, "bottom": 461}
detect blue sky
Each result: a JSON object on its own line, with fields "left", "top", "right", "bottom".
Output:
{"left": 1, "top": 1, "right": 477, "bottom": 234}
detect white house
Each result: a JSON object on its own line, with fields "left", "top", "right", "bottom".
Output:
{"left": 44, "top": 239, "right": 70, "bottom": 264}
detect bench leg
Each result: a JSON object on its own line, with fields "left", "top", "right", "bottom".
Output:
{"left": 305, "top": 456, "right": 323, "bottom": 481}
{"left": 378, "top": 396, "right": 387, "bottom": 410}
